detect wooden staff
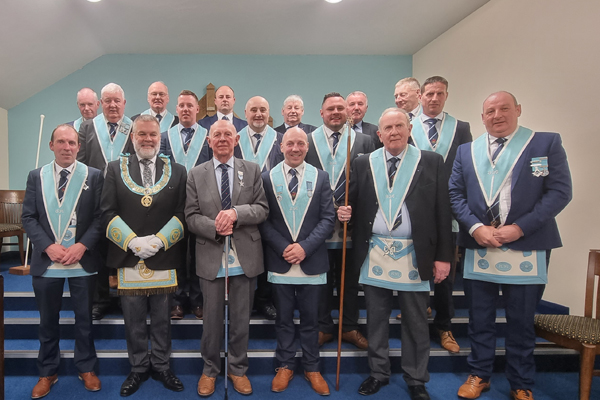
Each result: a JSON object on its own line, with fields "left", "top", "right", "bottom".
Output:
{"left": 335, "top": 117, "right": 353, "bottom": 390}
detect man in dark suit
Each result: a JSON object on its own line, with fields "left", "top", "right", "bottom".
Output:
{"left": 198, "top": 85, "right": 248, "bottom": 132}
{"left": 185, "top": 119, "right": 269, "bottom": 397}
{"left": 101, "top": 115, "right": 186, "bottom": 396}
{"left": 259, "top": 127, "right": 335, "bottom": 395}
{"left": 305, "top": 92, "right": 375, "bottom": 350}
{"left": 131, "top": 81, "right": 179, "bottom": 133}
{"left": 450, "top": 92, "right": 572, "bottom": 400}
{"left": 347, "top": 91, "right": 381, "bottom": 149}
{"left": 22, "top": 124, "right": 104, "bottom": 398}
{"left": 394, "top": 77, "right": 422, "bottom": 120}
{"left": 68, "top": 87, "right": 100, "bottom": 132}
{"left": 274, "top": 95, "right": 317, "bottom": 134}
{"left": 337, "top": 108, "right": 453, "bottom": 400}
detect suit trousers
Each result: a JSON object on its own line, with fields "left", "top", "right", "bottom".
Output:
{"left": 32, "top": 275, "right": 97, "bottom": 377}
{"left": 200, "top": 274, "right": 256, "bottom": 377}
{"left": 364, "top": 284, "right": 430, "bottom": 386}
{"left": 120, "top": 293, "right": 171, "bottom": 372}
{"left": 173, "top": 234, "right": 203, "bottom": 309}
{"left": 431, "top": 234, "right": 459, "bottom": 331}
{"left": 273, "top": 283, "right": 322, "bottom": 371}
{"left": 92, "top": 239, "right": 111, "bottom": 307}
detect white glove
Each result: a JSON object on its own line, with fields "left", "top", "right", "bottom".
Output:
{"left": 128, "top": 235, "right": 159, "bottom": 259}
{"left": 147, "top": 235, "right": 165, "bottom": 250}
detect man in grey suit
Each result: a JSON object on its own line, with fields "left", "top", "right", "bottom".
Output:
{"left": 347, "top": 91, "right": 381, "bottom": 149}
{"left": 185, "top": 120, "right": 269, "bottom": 397}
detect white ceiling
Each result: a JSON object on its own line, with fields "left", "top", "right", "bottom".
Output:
{"left": 0, "top": 0, "right": 489, "bottom": 110}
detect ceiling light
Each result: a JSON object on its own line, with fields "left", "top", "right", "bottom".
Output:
{"left": 325, "top": 0, "right": 343, "bottom": 3}
{"left": 87, "top": 0, "right": 101, "bottom": 2}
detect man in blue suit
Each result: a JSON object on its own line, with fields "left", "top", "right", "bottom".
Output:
{"left": 259, "top": 127, "right": 335, "bottom": 395}
{"left": 198, "top": 85, "right": 248, "bottom": 132}
{"left": 449, "top": 91, "right": 572, "bottom": 400}
{"left": 22, "top": 124, "right": 104, "bottom": 398}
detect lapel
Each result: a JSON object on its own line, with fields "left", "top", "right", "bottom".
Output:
{"left": 128, "top": 154, "right": 144, "bottom": 186}
{"left": 510, "top": 141, "right": 530, "bottom": 190}
{"left": 405, "top": 162, "right": 423, "bottom": 200}
{"left": 232, "top": 158, "right": 244, "bottom": 205}
{"left": 203, "top": 161, "right": 222, "bottom": 210}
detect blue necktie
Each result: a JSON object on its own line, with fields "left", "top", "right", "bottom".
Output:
{"left": 222, "top": 116, "right": 229, "bottom": 121}
{"left": 288, "top": 169, "right": 298, "bottom": 200}
{"left": 487, "top": 137, "right": 508, "bottom": 227}
{"left": 108, "top": 122, "right": 118, "bottom": 141}
{"left": 332, "top": 132, "right": 340, "bottom": 155}
{"left": 425, "top": 118, "right": 438, "bottom": 147}
{"left": 408, "top": 112, "right": 414, "bottom": 121}
{"left": 491, "top": 137, "right": 507, "bottom": 162}
{"left": 57, "top": 169, "right": 70, "bottom": 202}
{"left": 156, "top": 114, "right": 163, "bottom": 123}
{"left": 219, "top": 164, "right": 231, "bottom": 210}
{"left": 387, "top": 157, "right": 402, "bottom": 230}
{"left": 353, "top": 124, "right": 361, "bottom": 133}
{"left": 182, "top": 127, "right": 194, "bottom": 152}
{"left": 253, "top": 133, "right": 262, "bottom": 153}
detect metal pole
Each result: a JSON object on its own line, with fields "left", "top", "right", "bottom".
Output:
{"left": 223, "top": 236, "right": 230, "bottom": 400}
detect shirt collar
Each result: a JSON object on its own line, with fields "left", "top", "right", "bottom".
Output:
{"left": 212, "top": 155, "right": 235, "bottom": 170}
{"left": 283, "top": 161, "right": 305, "bottom": 176}
{"left": 137, "top": 154, "right": 158, "bottom": 165}
{"left": 420, "top": 111, "right": 444, "bottom": 123}
{"left": 385, "top": 148, "right": 406, "bottom": 162}
{"left": 488, "top": 126, "right": 519, "bottom": 143}
{"left": 248, "top": 125, "right": 267, "bottom": 137}
{"left": 178, "top": 122, "right": 198, "bottom": 132}
{"left": 54, "top": 161, "right": 76, "bottom": 175}
{"left": 217, "top": 111, "right": 234, "bottom": 121}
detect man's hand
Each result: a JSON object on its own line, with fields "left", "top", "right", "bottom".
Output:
{"left": 282, "top": 243, "right": 306, "bottom": 265}
{"left": 60, "top": 243, "right": 87, "bottom": 265}
{"left": 45, "top": 243, "right": 67, "bottom": 263}
{"left": 433, "top": 261, "right": 451, "bottom": 284}
{"left": 493, "top": 224, "right": 524, "bottom": 244}
{"left": 473, "top": 225, "right": 502, "bottom": 248}
{"left": 128, "top": 236, "right": 160, "bottom": 259}
{"left": 337, "top": 205, "right": 352, "bottom": 222}
{"left": 215, "top": 209, "right": 237, "bottom": 236}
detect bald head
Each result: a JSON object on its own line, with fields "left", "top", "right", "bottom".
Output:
{"left": 245, "top": 96, "right": 270, "bottom": 133}
{"left": 76, "top": 88, "right": 99, "bottom": 120}
{"left": 281, "top": 126, "right": 309, "bottom": 168}
{"left": 147, "top": 81, "right": 169, "bottom": 113}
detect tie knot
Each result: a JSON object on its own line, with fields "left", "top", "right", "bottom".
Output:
{"left": 219, "top": 163, "right": 228, "bottom": 172}
{"left": 388, "top": 156, "right": 399, "bottom": 165}
{"left": 156, "top": 114, "right": 163, "bottom": 122}
{"left": 221, "top": 116, "right": 229, "bottom": 121}
{"left": 425, "top": 118, "right": 437, "bottom": 127}
{"left": 332, "top": 132, "right": 340, "bottom": 139}
{"left": 352, "top": 124, "right": 358, "bottom": 130}
{"left": 495, "top": 137, "right": 507, "bottom": 145}
{"left": 60, "top": 169, "right": 70, "bottom": 178}
{"left": 108, "top": 122, "right": 118, "bottom": 129}
{"left": 289, "top": 168, "right": 297, "bottom": 177}
{"left": 253, "top": 133, "right": 262, "bottom": 140}
{"left": 140, "top": 158, "right": 152, "bottom": 166}
{"left": 408, "top": 112, "right": 414, "bottom": 120}
{"left": 182, "top": 127, "right": 194, "bottom": 135}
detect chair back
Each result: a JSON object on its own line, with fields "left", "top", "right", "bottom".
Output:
{"left": 584, "top": 249, "right": 600, "bottom": 319}
{"left": 0, "top": 190, "right": 26, "bottom": 226}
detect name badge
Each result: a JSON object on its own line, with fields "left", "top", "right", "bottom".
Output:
{"left": 530, "top": 157, "right": 548, "bottom": 177}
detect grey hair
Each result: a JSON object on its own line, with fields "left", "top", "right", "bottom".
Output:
{"left": 283, "top": 95, "right": 304, "bottom": 109}
{"left": 101, "top": 83, "right": 125, "bottom": 99}
{"left": 395, "top": 77, "right": 421, "bottom": 91}
{"left": 378, "top": 107, "right": 410, "bottom": 129}
{"left": 346, "top": 91, "right": 368, "bottom": 106}
{"left": 76, "top": 87, "right": 98, "bottom": 103}
{"left": 132, "top": 114, "right": 159, "bottom": 132}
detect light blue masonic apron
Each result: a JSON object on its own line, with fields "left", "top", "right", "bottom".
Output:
{"left": 92, "top": 114, "right": 132, "bottom": 167}
{"left": 141, "top": 109, "right": 175, "bottom": 133}
{"left": 238, "top": 126, "right": 277, "bottom": 171}
{"left": 167, "top": 124, "right": 208, "bottom": 171}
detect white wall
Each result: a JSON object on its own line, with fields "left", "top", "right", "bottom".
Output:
{"left": 414, "top": 0, "right": 600, "bottom": 314}
{"left": 0, "top": 107, "right": 8, "bottom": 189}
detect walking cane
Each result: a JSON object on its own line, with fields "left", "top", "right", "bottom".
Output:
{"left": 335, "top": 117, "right": 353, "bottom": 390}
{"left": 224, "top": 235, "right": 231, "bottom": 400}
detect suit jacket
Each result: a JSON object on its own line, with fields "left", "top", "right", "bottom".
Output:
{"left": 22, "top": 165, "right": 104, "bottom": 276}
{"left": 274, "top": 122, "right": 317, "bottom": 134}
{"left": 198, "top": 114, "right": 247, "bottom": 133}
{"left": 101, "top": 154, "right": 188, "bottom": 270}
{"left": 259, "top": 167, "right": 335, "bottom": 275}
{"left": 159, "top": 128, "right": 211, "bottom": 169}
{"left": 360, "top": 121, "right": 383, "bottom": 150}
{"left": 233, "top": 129, "right": 285, "bottom": 171}
{"left": 305, "top": 126, "right": 376, "bottom": 171}
{"left": 449, "top": 131, "right": 572, "bottom": 251}
{"left": 77, "top": 117, "right": 135, "bottom": 173}
{"left": 185, "top": 157, "right": 269, "bottom": 280}
{"left": 349, "top": 150, "right": 453, "bottom": 281}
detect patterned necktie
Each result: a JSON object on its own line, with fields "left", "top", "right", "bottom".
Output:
{"left": 222, "top": 116, "right": 229, "bottom": 121}
{"left": 331, "top": 132, "right": 345, "bottom": 204}
{"left": 491, "top": 137, "right": 507, "bottom": 162}
{"left": 219, "top": 164, "right": 231, "bottom": 210}
{"left": 57, "top": 169, "right": 70, "bottom": 202}
{"left": 140, "top": 159, "right": 153, "bottom": 188}
{"left": 253, "top": 133, "right": 262, "bottom": 153}
{"left": 332, "top": 132, "right": 341, "bottom": 155}
{"left": 387, "top": 157, "right": 402, "bottom": 230}
{"left": 487, "top": 137, "right": 508, "bottom": 227}
{"left": 108, "top": 122, "right": 118, "bottom": 141}
{"left": 425, "top": 118, "right": 438, "bottom": 147}
{"left": 182, "top": 127, "right": 194, "bottom": 152}
{"left": 288, "top": 169, "right": 298, "bottom": 200}
{"left": 156, "top": 113, "right": 163, "bottom": 123}
{"left": 408, "top": 112, "right": 414, "bottom": 121}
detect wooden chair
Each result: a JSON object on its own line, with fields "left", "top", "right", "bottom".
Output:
{"left": 0, "top": 190, "right": 26, "bottom": 264}
{"left": 534, "top": 249, "right": 600, "bottom": 400}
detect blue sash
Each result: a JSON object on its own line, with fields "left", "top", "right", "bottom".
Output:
{"left": 40, "top": 161, "right": 88, "bottom": 243}
{"left": 73, "top": 117, "right": 83, "bottom": 132}
{"left": 92, "top": 114, "right": 132, "bottom": 165}
{"left": 167, "top": 124, "right": 207, "bottom": 171}
{"left": 238, "top": 126, "right": 277, "bottom": 170}
{"left": 464, "top": 247, "right": 547, "bottom": 284}
{"left": 410, "top": 112, "right": 456, "bottom": 161}
{"left": 369, "top": 147, "right": 420, "bottom": 231}
{"left": 141, "top": 109, "right": 175, "bottom": 133}
{"left": 471, "top": 126, "right": 534, "bottom": 207}
{"left": 311, "top": 125, "right": 356, "bottom": 192}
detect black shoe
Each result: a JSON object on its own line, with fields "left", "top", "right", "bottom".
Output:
{"left": 151, "top": 369, "right": 184, "bottom": 392}
{"left": 258, "top": 303, "right": 277, "bottom": 320}
{"left": 92, "top": 304, "right": 109, "bottom": 320}
{"left": 408, "top": 385, "right": 430, "bottom": 400}
{"left": 120, "top": 371, "right": 149, "bottom": 397}
{"left": 358, "top": 376, "right": 388, "bottom": 395}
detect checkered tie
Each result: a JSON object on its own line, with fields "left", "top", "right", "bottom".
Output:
{"left": 387, "top": 157, "right": 402, "bottom": 229}
{"left": 182, "top": 127, "right": 194, "bottom": 152}
{"left": 288, "top": 169, "right": 298, "bottom": 200}
{"left": 108, "top": 122, "right": 118, "bottom": 141}
{"left": 425, "top": 118, "right": 438, "bottom": 147}
{"left": 57, "top": 169, "right": 70, "bottom": 202}
{"left": 253, "top": 133, "right": 262, "bottom": 153}
{"left": 219, "top": 164, "right": 231, "bottom": 210}
{"left": 140, "top": 159, "right": 153, "bottom": 188}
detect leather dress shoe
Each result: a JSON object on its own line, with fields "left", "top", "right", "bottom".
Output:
{"left": 170, "top": 305, "right": 184, "bottom": 320}
{"left": 358, "top": 376, "right": 388, "bottom": 395}
{"left": 304, "top": 371, "right": 330, "bottom": 396}
{"left": 257, "top": 303, "right": 277, "bottom": 320}
{"left": 152, "top": 369, "right": 184, "bottom": 392}
{"left": 439, "top": 329, "right": 460, "bottom": 353}
{"left": 198, "top": 374, "right": 216, "bottom": 397}
{"left": 271, "top": 366, "right": 294, "bottom": 392}
{"left": 510, "top": 389, "right": 534, "bottom": 399}
{"left": 341, "top": 330, "right": 368, "bottom": 350}
{"left": 408, "top": 385, "right": 431, "bottom": 400}
{"left": 120, "top": 371, "right": 149, "bottom": 397}
{"left": 457, "top": 375, "right": 490, "bottom": 399}
{"left": 91, "top": 304, "right": 109, "bottom": 320}
{"left": 193, "top": 306, "right": 204, "bottom": 319}
{"left": 78, "top": 371, "right": 101, "bottom": 391}
{"left": 228, "top": 374, "right": 253, "bottom": 395}
{"left": 318, "top": 332, "right": 334, "bottom": 347}
{"left": 31, "top": 374, "right": 58, "bottom": 399}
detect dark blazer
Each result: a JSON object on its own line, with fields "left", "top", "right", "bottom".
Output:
{"left": 101, "top": 154, "right": 188, "bottom": 270}
{"left": 259, "top": 167, "right": 335, "bottom": 275}
{"left": 274, "top": 122, "right": 317, "bottom": 134}
{"left": 77, "top": 117, "right": 135, "bottom": 173}
{"left": 22, "top": 165, "right": 104, "bottom": 276}
{"left": 305, "top": 127, "right": 376, "bottom": 171}
{"left": 449, "top": 131, "right": 572, "bottom": 251}
{"left": 159, "top": 127, "right": 211, "bottom": 169}
{"left": 349, "top": 150, "right": 453, "bottom": 281}
{"left": 198, "top": 114, "right": 247, "bottom": 133}
{"left": 233, "top": 129, "right": 285, "bottom": 171}
{"left": 360, "top": 121, "right": 382, "bottom": 150}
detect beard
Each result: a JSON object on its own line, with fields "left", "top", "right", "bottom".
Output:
{"left": 134, "top": 142, "right": 159, "bottom": 160}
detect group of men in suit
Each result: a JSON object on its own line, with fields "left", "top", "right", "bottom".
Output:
{"left": 22, "top": 75, "right": 571, "bottom": 400}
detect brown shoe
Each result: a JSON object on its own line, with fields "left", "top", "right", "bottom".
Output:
{"left": 341, "top": 330, "right": 368, "bottom": 350}
{"left": 31, "top": 375, "right": 58, "bottom": 399}
{"left": 197, "top": 374, "right": 216, "bottom": 397}
{"left": 228, "top": 374, "right": 252, "bottom": 395}
{"left": 78, "top": 372, "right": 101, "bottom": 391}
{"left": 304, "top": 371, "right": 330, "bottom": 396}
{"left": 170, "top": 305, "right": 184, "bottom": 320}
{"left": 510, "top": 389, "right": 534, "bottom": 399}
{"left": 193, "top": 306, "right": 204, "bottom": 320}
{"left": 318, "top": 331, "right": 334, "bottom": 347}
{"left": 271, "top": 367, "right": 294, "bottom": 392}
{"left": 457, "top": 375, "right": 491, "bottom": 399}
{"left": 439, "top": 330, "right": 460, "bottom": 353}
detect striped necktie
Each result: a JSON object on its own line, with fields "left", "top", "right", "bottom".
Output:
{"left": 219, "top": 164, "right": 231, "bottom": 210}
{"left": 387, "top": 157, "right": 402, "bottom": 230}
{"left": 108, "top": 122, "right": 118, "bottom": 141}
{"left": 57, "top": 169, "right": 70, "bottom": 202}
{"left": 491, "top": 137, "right": 507, "bottom": 162}
{"left": 182, "top": 127, "right": 194, "bottom": 152}
{"left": 288, "top": 168, "right": 298, "bottom": 200}
{"left": 425, "top": 118, "right": 438, "bottom": 147}
{"left": 253, "top": 133, "right": 262, "bottom": 153}
{"left": 487, "top": 137, "right": 508, "bottom": 227}
{"left": 332, "top": 132, "right": 340, "bottom": 155}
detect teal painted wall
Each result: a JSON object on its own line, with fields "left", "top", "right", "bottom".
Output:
{"left": 8, "top": 53, "right": 411, "bottom": 188}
